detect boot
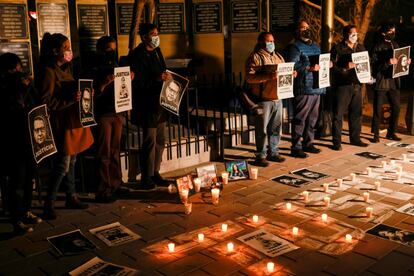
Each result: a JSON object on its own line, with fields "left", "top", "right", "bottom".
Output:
{"left": 65, "top": 196, "right": 89, "bottom": 209}
{"left": 43, "top": 200, "right": 57, "bottom": 220}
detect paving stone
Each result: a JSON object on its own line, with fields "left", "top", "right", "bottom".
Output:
{"left": 0, "top": 252, "right": 56, "bottom": 275}
{"left": 366, "top": 251, "right": 414, "bottom": 275}
{"left": 323, "top": 252, "right": 376, "bottom": 275}
{"left": 39, "top": 252, "right": 96, "bottom": 275}
{"left": 353, "top": 237, "right": 399, "bottom": 259}
{"left": 157, "top": 253, "right": 214, "bottom": 275}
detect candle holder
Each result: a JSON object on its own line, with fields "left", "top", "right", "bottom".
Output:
{"left": 345, "top": 234, "right": 352, "bottom": 243}
{"left": 324, "top": 196, "right": 331, "bottom": 207}
{"left": 302, "top": 191, "right": 309, "bottom": 202}
{"left": 250, "top": 167, "right": 258, "bottom": 179}
{"left": 221, "top": 172, "right": 229, "bottom": 185}
{"left": 267, "top": 262, "right": 275, "bottom": 273}
{"left": 198, "top": 233, "right": 204, "bottom": 242}
{"left": 366, "top": 206, "right": 373, "bottom": 218}
{"left": 211, "top": 188, "right": 220, "bottom": 205}
{"left": 193, "top": 178, "right": 201, "bottom": 193}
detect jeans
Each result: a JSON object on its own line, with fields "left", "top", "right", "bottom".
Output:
{"left": 47, "top": 154, "right": 76, "bottom": 200}
{"left": 291, "top": 95, "right": 320, "bottom": 150}
{"left": 371, "top": 89, "right": 400, "bottom": 136}
{"left": 255, "top": 100, "right": 283, "bottom": 159}
{"left": 140, "top": 122, "right": 166, "bottom": 178}
{"left": 332, "top": 84, "right": 362, "bottom": 146}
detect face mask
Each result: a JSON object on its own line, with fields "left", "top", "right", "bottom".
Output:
{"left": 63, "top": 50, "right": 73, "bottom": 63}
{"left": 384, "top": 32, "right": 395, "bottom": 41}
{"left": 265, "top": 42, "right": 275, "bottom": 53}
{"left": 149, "top": 35, "right": 160, "bottom": 48}
{"left": 348, "top": 33, "right": 358, "bottom": 44}
{"left": 300, "top": 29, "right": 312, "bottom": 40}
{"left": 104, "top": 50, "right": 117, "bottom": 65}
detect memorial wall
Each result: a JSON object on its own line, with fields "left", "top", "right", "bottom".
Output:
{"left": 0, "top": 0, "right": 299, "bottom": 78}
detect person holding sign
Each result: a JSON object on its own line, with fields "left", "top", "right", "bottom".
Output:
{"left": 0, "top": 53, "right": 42, "bottom": 234}
{"left": 371, "top": 23, "right": 411, "bottom": 143}
{"left": 330, "top": 25, "right": 369, "bottom": 151}
{"left": 38, "top": 33, "right": 93, "bottom": 219}
{"left": 284, "top": 20, "right": 327, "bottom": 158}
{"left": 246, "top": 32, "right": 293, "bottom": 167}
{"left": 129, "top": 23, "right": 171, "bottom": 189}
{"left": 92, "top": 36, "right": 129, "bottom": 203}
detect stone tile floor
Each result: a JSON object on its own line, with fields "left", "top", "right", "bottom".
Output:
{"left": 2, "top": 126, "right": 414, "bottom": 275}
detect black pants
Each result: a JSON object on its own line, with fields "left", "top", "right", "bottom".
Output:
{"left": 332, "top": 84, "right": 362, "bottom": 146}
{"left": 371, "top": 89, "right": 400, "bottom": 136}
{"left": 140, "top": 122, "right": 166, "bottom": 178}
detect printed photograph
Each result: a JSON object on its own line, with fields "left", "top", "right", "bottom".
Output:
{"left": 79, "top": 79, "right": 97, "bottom": 127}
{"left": 47, "top": 229, "right": 96, "bottom": 256}
{"left": 291, "top": 168, "right": 328, "bottom": 181}
{"left": 367, "top": 224, "right": 414, "bottom": 247}
{"left": 225, "top": 160, "right": 249, "bottom": 180}
{"left": 196, "top": 164, "right": 217, "bottom": 188}
{"left": 393, "top": 46, "right": 410, "bottom": 78}
{"left": 160, "top": 70, "right": 189, "bottom": 115}
{"left": 271, "top": 175, "right": 311, "bottom": 187}
{"left": 355, "top": 151, "right": 386, "bottom": 160}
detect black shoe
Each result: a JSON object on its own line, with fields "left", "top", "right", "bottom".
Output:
{"left": 95, "top": 193, "right": 118, "bottom": 203}
{"left": 351, "top": 140, "right": 369, "bottom": 147}
{"left": 291, "top": 149, "right": 308, "bottom": 158}
{"left": 372, "top": 135, "right": 380, "bottom": 143}
{"left": 151, "top": 172, "right": 170, "bottom": 186}
{"left": 253, "top": 158, "right": 269, "bottom": 167}
{"left": 113, "top": 186, "right": 130, "bottom": 196}
{"left": 140, "top": 177, "right": 157, "bottom": 190}
{"left": 267, "top": 155, "right": 286, "bottom": 163}
{"left": 23, "top": 211, "right": 42, "bottom": 224}
{"left": 302, "top": 144, "right": 321, "bottom": 153}
{"left": 386, "top": 133, "right": 402, "bottom": 141}
{"left": 331, "top": 144, "right": 342, "bottom": 151}
{"left": 13, "top": 221, "right": 34, "bottom": 235}
{"left": 65, "top": 196, "right": 89, "bottom": 209}
{"left": 43, "top": 200, "right": 57, "bottom": 220}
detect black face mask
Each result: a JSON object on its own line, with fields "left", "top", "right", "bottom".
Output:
{"left": 384, "top": 32, "right": 395, "bottom": 41}
{"left": 300, "top": 29, "right": 312, "bottom": 40}
{"left": 103, "top": 50, "right": 117, "bottom": 65}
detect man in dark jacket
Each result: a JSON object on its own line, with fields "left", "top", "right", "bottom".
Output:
{"left": 129, "top": 23, "right": 171, "bottom": 189}
{"left": 285, "top": 20, "right": 326, "bottom": 158}
{"left": 330, "top": 25, "right": 369, "bottom": 150}
{"left": 371, "top": 22, "right": 411, "bottom": 142}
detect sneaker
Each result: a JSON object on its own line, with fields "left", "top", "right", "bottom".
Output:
{"left": 253, "top": 158, "right": 269, "bottom": 167}
{"left": 372, "top": 135, "right": 380, "bottom": 143}
{"left": 95, "top": 193, "right": 117, "bottom": 203}
{"left": 291, "top": 149, "right": 308, "bottom": 158}
{"left": 302, "top": 144, "right": 321, "bottom": 153}
{"left": 140, "top": 177, "right": 157, "bottom": 190}
{"left": 24, "top": 211, "right": 42, "bottom": 224}
{"left": 267, "top": 155, "right": 286, "bottom": 163}
{"left": 151, "top": 172, "right": 170, "bottom": 186}
{"left": 13, "top": 221, "right": 34, "bottom": 235}
{"left": 65, "top": 196, "right": 89, "bottom": 209}
{"left": 386, "top": 133, "right": 401, "bottom": 141}
{"left": 351, "top": 140, "right": 368, "bottom": 147}
{"left": 331, "top": 144, "right": 342, "bottom": 151}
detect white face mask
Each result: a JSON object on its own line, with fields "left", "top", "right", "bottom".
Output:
{"left": 348, "top": 33, "right": 358, "bottom": 44}
{"left": 149, "top": 35, "right": 160, "bottom": 48}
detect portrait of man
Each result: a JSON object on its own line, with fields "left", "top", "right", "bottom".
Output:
{"left": 165, "top": 80, "right": 181, "bottom": 104}
{"left": 81, "top": 88, "right": 93, "bottom": 116}
{"left": 33, "top": 115, "right": 47, "bottom": 146}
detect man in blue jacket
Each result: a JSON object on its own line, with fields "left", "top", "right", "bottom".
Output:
{"left": 285, "top": 20, "right": 326, "bottom": 158}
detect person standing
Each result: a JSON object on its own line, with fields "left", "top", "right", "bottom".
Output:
{"left": 371, "top": 22, "right": 411, "bottom": 142}
{"left": 0, "top": 53, "right": 42, "bottom": 234}
{"left": 37, "top": 33, "right": 93, "bottom": 220}
{"left": 92, "top": 36, "right": 125, "bottom": 203}
{"left": 245, "top": 32, "right": 289, "bottom": 167}
{"left": 285, "top": 20, "right": 326, "bottom": 158}
{"left": 128, "top": 23, "right": 170, "bottom": 189}
{"left": 330, "top": 25, "right": 369, "bottom": 150}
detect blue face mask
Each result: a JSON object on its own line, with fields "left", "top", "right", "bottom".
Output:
{"left": 265, "top": 42, "right": 275, "bottom": 53}
{"left": 150, "top": 35, "right": 160, "bottom": 48}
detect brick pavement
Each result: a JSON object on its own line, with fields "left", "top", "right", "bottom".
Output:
{"left": 2, "top": 126, "right": 414, "bottom": 275}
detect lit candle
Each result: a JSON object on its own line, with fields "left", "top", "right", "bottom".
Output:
{"left": 211, "top": 188, "right": 220, "bottom": 205}
{"left": 381, "top": 160, "right": 387, "bottom": 168}
{"left": 221, "top": 172, "right": 229, "bottom": 185}
{"left": 227, "top": 242, "right": 234, "bottom": 253}
{"left": 324, "top": 196, "right": 331, "bottom": 207}
{"left": 180, "top": 189, "right": 189, "bottom": 204}
{"left": 366, "top": 207, "right": 373, "bottom": 218}
{"left": 193, "top": 178, "right": 201, "bottom": 192}
{"left": 337, "top": 178, "right": 343, "bottom": 187}
{"left": 396, "top": 171, "right": 402, "bottom": 181}
{"left": 168, "top": 243, "right": 175, "bottom": 252}
{"left": 345, "top": 234, "right": 352, "bottom": 243}
{"left": 184, "top": 202, "right": 192, "bottom": 215}
{"left": 390, "top": 160, "right": 396, "bottom": 165}
{"left": 221, "top": 223, "right": 228, "bottom": 232}
{"left": 267, "top": 262, "right": 275, "bottom": 273}
{"left": 321, "top": 213, "right": 328, "bottom": 223}
{"left": 397, "top": 166, "right": 403, "bottom": 173}
{"left": 402, "top": 154, "right": 407, "bottom": 161}
{"left": 302, "top": 191, "right": 309, "bottom": 202}
{"left": 374, "top": 181, "right": 381, "bottom": 191}
{"left": 292, "top": 227, "right": 299, "bottom": 236}
{"left": 350, "top": 173, "right": 357, "bottom": 182}
{"left": 366, "top": 167, "right": 372, "bottom": 176}
{"left": 250, "top": 168, "right": 258, "bottom": 179}
{"left": 363, "top": 192, "right": 370, "bottom": 202}
{"left": 286, "top": 202, "right": 292, "bottom": 211}
{"left": 323, "top": 183, "right": 329, "bottom": 193}
{"left": 198, "top": 233, "right": 204, "bottom": 242}
{"left": 252, "top": 215, "right": 259, "bottom": 223}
